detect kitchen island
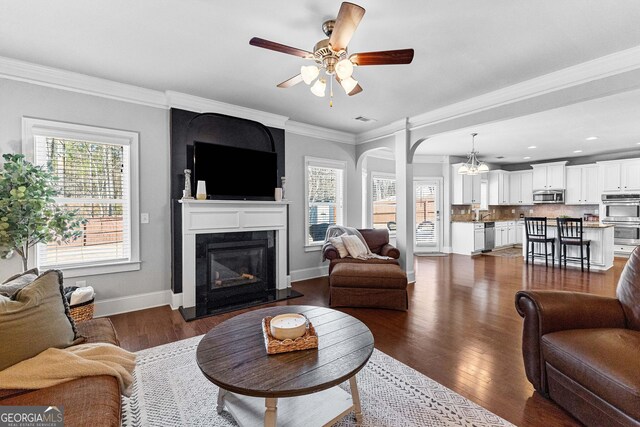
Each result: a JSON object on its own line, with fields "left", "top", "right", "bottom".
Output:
{"left": 521, "top": 221, "right": 614, "bottom": 271}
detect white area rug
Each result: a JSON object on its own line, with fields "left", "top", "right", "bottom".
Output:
{"left": 122, "top": 335, "right": 514, "bottom": 427}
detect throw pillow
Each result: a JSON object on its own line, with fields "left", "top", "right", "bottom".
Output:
{"left": 341, "top": 234, "right": 369, "bottom": 258}
{"left": 1, "top": 268, "right": 40, "bottom": 298}
{"left": 0, "top": 269, "right": 80, "bottom": 371}
{"left": 329, "top": 233, "right": 349, "bottom": 258}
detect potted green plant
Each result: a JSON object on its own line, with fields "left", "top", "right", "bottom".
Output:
{"left": 0, "top": 153, "right": 85, "bottom": 271}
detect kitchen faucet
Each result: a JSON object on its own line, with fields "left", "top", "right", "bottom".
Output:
{"left": 480, "top": 213, "right": 492, "bottom": 221}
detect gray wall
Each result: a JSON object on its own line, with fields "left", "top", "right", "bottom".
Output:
{"left": 0, "top": 79, "right": 170, "bottom": 300}
{"left": 284, "top": 132, "right": 359, "bottom": 275}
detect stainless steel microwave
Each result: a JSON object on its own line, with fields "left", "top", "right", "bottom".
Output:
{"left": 532, "top": 190, "right": 564, "bottom": 204}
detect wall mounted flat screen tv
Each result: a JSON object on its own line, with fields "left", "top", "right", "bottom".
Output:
{"left": 193, "top": 142, "right": 277, "bottom": 200}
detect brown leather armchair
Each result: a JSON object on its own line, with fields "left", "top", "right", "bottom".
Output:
{"left": 515, "top": 247, "right": 640, "bottom": 427}
{"left": 322, "top": 228, "right": 400, "bottom": 274}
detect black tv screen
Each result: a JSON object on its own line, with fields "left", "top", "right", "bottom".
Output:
{"left": 193, "top": 142, "right": 277, "bottom": 200}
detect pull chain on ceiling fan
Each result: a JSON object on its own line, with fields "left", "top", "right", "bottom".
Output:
{"left": 249, "top": 2, "right": 414, "bottom": 107}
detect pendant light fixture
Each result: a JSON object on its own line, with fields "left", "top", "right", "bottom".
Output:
{"left": 458, "top": 133, "right": 489, "bottom": 175}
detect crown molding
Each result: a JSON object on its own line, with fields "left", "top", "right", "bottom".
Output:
{"left": 413, "top": 154, "right": 448, "bottom": 164}
{"left": 0, "top": 55, "right": 167, "bottom": 108}
{"left": 407, "top": 44, "right": 640, "bottom": 131}
{"left": 285, "top": 120, "right": 356, "bottom": 145}
{"left": 165, "top": 91, "right": 288, "bottom": 129}
{"left": 356, "top": 118, "right": 407, "bottom": 145}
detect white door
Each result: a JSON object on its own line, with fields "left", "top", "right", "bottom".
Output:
{"left": 547, "top": 164, "right": 565, "bottom": 189}
{"left": 601, "top": 163, "right": 621, "bottom": 192}
{"left": 622, "top": 161, "right": 640, "bottom": 191}
{"left": 509, "top": 173, "right": 521, "bottom": 204}
{"left": 521, "top": 171, "right": 533, "bottom": 204}
{"left": 532, "top": 167, "right": 547, "bottom": 190}
{"left": 414, "top": 179, "right": 442, "bottom": 252}
{"left": 583, "top": 166, "right": 600, "bottom": 204}
{"left": 565, "top": 167, "right": 582, "bottom": 204}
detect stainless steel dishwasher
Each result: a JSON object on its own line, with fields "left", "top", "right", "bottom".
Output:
{"left": 483, "top": 222, "right": 495, "bottom": 251}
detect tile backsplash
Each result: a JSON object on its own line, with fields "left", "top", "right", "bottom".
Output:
{"left": 451, "top": 204, "right": 599, "bottom": 222}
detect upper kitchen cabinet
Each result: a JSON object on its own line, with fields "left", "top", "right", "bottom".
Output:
{"left": 451, "top": 164, "right": 482, "bottom": 204}
{"left": 531, "top": 161, "right": 567, "bottom": 190}
{"left": 509, "top": 170, "right": 533, "bottom": 205}
{"left": 566, "top": 164, "right": 599, "bottom": 205}
{"left": 488, "top": 170, "right": 510, "bottom": 205}
{"left": 598, "top": 159, "right": 640, "bottom": 193}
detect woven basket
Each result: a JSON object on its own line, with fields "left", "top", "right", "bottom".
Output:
{"left": 69, "top": 298, "right": 95, "bottom": 323}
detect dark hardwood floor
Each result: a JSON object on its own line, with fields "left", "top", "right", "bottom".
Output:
{"left": 108, "top": 253, "right": 626, "bottom": 426}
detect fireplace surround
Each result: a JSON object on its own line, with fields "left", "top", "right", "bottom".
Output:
{"left": 179, "top": 199, "right": 299, "bottom": 320}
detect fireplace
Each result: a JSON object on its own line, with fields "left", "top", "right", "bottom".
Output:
{"left": 179, "top": 199, "right": 301, "bottom": 321}
{"left": 195, "top": 231, "right": 277, "bottom": 313}
{"left": 208, "top": 240, "right": 270, "bottom": 290}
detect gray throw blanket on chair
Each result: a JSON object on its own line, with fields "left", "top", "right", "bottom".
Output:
{"left": 322, "top": 225, "right": 393, "bottom": 261}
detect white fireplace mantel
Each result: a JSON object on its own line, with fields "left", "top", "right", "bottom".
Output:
{"left": 180, "top": 199, "right": 291, "bottom": 309}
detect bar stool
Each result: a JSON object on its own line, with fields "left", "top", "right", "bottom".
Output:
{"left": 557, "top": 217, "right": 590, "bottom": 272}
{"left": 524, "top": 217, "right": 555, "bottom": 267}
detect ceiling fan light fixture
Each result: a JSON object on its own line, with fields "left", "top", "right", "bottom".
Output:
{"left": 340, "top": 76, "right": 358, "bottom": 94}
{"left": 310, "top": 78, "right": 326, "bottom": 97}
{"left": 300, "top": 65, "right": 320, "bottom": 85}
{"left": 335, "top": 58, "right": 354, "bottom": 79}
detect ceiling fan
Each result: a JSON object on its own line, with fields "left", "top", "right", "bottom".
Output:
{"left": 249, "top": 2, "right": 414, "bottom": 105}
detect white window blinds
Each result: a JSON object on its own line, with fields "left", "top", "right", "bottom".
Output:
{"left": 306, "top": 160, "right": 345, "bottom": 245}
{"left": 372, "top": 176, "right": 396, "bottom": 231}
{"left": 33, "top": 136, "right": 131, "bottom": 267}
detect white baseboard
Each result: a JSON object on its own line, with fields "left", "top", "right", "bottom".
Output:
{"left": 94, "top": 290, "right": 178, "bottom": 317}
{"left": 290, "top": 265, "right": 329, "bottom": 282}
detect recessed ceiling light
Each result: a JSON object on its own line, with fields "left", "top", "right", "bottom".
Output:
{"left": 527, "top": 145, "right": 536, "bottom": 149}
{"left": 586, "top": 136, "right": 598, "bottom": 141}
{"left": 523, "top": 156, "right": 531, "bottom": 160}
{"left": 637, "top": 142, "right": 640, "bottom": 145}
{"left": 573, "top": 150, "right": 583, "bottom": 153}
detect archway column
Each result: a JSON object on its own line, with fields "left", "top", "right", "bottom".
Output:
{"left": 394, "top": 119, "right": 415, "bottom": 283}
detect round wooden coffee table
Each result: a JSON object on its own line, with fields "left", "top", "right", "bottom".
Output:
{"left": 196, "top": 305, "right": 374, "bottom": 427}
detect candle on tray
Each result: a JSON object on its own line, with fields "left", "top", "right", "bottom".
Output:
{"left": 269, "top": 313, "right": 308, "bottom": 340}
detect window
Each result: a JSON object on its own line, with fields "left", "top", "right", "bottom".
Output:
{"left": 371, "top": 174, "right": 396, "bottom": 233}
{"left": 305, "top": 157, "right": 346, "bottom": 247}
{"left": 22, "top": 118, "right": 140, "bottom": 277}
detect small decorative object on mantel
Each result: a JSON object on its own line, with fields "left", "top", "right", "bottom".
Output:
{"left": 274, "top": 187, "right": 283, "bottom": 201}
{"left": 182, "top": 169, "right": 193, "bottom": 199}
{"left": 262, "top": 315, "right": 318, "bottom": 354}
{"left": 196, "top": 180, "right": 207, "bottom": 200}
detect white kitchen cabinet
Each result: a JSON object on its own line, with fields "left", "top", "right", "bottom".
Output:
{"left": 474, "top": 224, "right": 485, "bottom": 251}
{"left": 599, "top": 159, "right": 640, "bottom": 193}
{"left": 566, "top": 164, "right": 599, "bottom": 205}
{"left": 516, "top": 222, "right": 524, "bottom": 244}
{"left": 452, "top": 165, "right": 482, "bottom": 204}
{"left": 521, "top": 171, "right": 533, "bottom": 204}
{"left": 507, "top": 221, "right": 516, "bottom": 244}
{"left": 531, "top": 161, "right": 567, "bottom": 190}
{"left": 495, "top": 221, "right": 508, "bottom": 247}
{"left": 488, "top": 170, "right": 510, "bottom": 205}
{"left": 509, "top": 171, "right": 534, "bottom": 205}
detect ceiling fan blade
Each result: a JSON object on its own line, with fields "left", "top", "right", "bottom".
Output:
{"left": 277, "top": 74, "right": 304, "bottom": 88}
{"left": 329, "top": 2, "right": 366, "bottom": 52}
{"left": 249, "top": 37, "right": 314, "bottom": 59}
{"left": 349, "top": 49, "right": 415, "bottom": 66}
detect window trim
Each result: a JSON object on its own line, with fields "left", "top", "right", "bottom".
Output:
{"left": 370, "top": 172, "right": 396, "bottom": 236}
{"left": 22, "top": 117, "right": 140, "bottom": 277}
{"left": 304, "top": 156, "right": 347, "bottom": 250}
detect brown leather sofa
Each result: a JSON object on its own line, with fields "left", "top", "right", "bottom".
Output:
{"left": 323, "top": 228, "right": 400, "bottom": 274}
{"left": 515, "top": 246, "right": 640, "bottom": 427}
{"left": 0, "top": 318, "right": 122, "bottom": 427}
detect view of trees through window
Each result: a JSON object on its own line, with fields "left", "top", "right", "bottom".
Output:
{"left": 307, "top": 165, "right": 342, "bottom": 244}
{"left": 37, "top": 137, "right": 128, "bottom": 266}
